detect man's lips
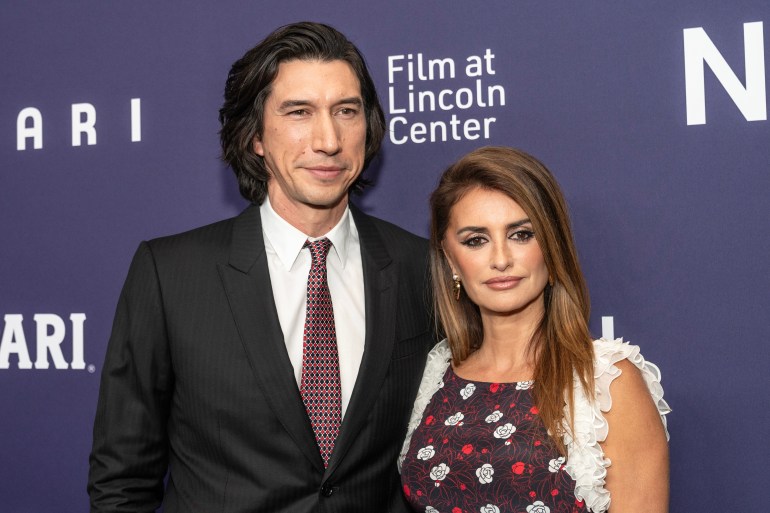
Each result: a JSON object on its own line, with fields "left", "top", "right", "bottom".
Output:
{"left": 303, "top": 165, "right": 346, "bottom": 179}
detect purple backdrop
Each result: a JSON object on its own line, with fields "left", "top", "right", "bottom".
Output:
{"left": 2, "top": 1, "right": 769, "bottom": 511}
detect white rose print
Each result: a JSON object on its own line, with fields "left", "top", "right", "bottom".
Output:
{"left": 526, "top": 501, "right": 550, "bottom": 513}
{"left": 493, "top": 423, "right": 516, "bottom": 439}
{"left": 430, "top": 462, "right": 450, "bottom": 485}
{"left": 475, "top": 463, "right": 494, "bottom": 484}
{"left": 516, "top": 380, "right": 534, "bottom": 390}
{"left": 417, "top": 445, "right": 436, "bottom": 460}
{"left": 460, "top": 382, "right": 476, "bottom": 399}
{"left": 485, "top": 410, "right": 503, "bottom": 423}
{"left": 480, "top": 504, "right": 500, "bottom": 513}
{"left": 548, "top": 456, "right": 566, "bottom": 472}
{"left": 444, "top": 412, "right": 464, "bottom": 426}
{"left": 425, "top": 507, "right": 439, "bottom": 513}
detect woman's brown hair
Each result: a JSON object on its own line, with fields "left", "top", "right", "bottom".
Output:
{"left": 429, "top": 146, "right": 594, "bottom": 454}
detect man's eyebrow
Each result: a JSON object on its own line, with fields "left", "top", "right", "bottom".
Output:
{"left": 276, "top": 97, "right": 363, "bottom": 112}
{"left": 336, "top": 97, "right": 363, "bottom": 106}
{"left": 277, "top": 99, "right": 312, "bottom": 111}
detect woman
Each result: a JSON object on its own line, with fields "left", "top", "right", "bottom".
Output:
{"left": 399, "top": 147, "right": 670, "bottom": 513}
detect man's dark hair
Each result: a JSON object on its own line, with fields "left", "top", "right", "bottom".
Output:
{"left": 219, "top": 21, "right": 386, "bottom": 204}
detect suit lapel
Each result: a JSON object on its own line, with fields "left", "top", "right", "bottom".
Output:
{"left": 218, "top": 204, "right": 324, "bottom": 472}
{"left": 326, "top": 206, "right": 399, "bottom": 473}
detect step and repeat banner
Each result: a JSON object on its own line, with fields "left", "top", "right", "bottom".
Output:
{"left": 2, "top": 1, "right": 768, "bottom": 511}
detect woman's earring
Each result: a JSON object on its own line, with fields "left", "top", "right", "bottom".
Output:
{"left": 453, "top": 273, "right": 462, "bottom": 301}
{"left": 548, "top": 275, "right": 554, "bottom": 287}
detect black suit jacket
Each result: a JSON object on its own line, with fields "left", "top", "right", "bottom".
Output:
{"left": 88, "top": 204, "right": 433, "bottom": 512}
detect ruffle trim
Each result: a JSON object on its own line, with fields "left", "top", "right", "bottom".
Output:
{"left": 397, "top": 340, "right": 452, "bottom": 472}
{"left": 562, "top": 338, "right": 671, "bottom": 512}
{"left": 397, "top": 338, "right": 671, "bottom": 513}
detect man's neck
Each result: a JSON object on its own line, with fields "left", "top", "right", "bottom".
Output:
{"left": 267, "top": 193, "right": 349, "bottom": 238}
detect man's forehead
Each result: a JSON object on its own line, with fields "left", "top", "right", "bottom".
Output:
{"left": 269, "top": 59, "right": 362, "bottom": 96}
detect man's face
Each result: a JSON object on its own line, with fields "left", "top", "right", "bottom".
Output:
{"left": 254, "top": 59, "right": 367, "bottom": 217}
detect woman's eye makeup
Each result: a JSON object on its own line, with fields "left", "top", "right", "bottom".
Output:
{"left": 510, "top": 229, "right": 535, "bottom": 242}
{"left": 460, "top": 235, "right": 487, "bottom": 247}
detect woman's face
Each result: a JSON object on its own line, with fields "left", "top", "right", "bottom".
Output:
{"left": 442, "top": 187, "right": 549, "bottom": 322}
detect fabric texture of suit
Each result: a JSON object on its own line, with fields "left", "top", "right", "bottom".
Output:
{"left": 88, "top": 203, "right": 433, "bottom": 512}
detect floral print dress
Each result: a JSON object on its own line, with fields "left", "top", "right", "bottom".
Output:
{"left": 400, "top": 366, "right": 587, "bottom": 513}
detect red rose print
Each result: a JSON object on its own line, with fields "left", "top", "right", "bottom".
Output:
{"left": 512, "top": 461, "right": 525, "bottom": 474}
{"left": 482, "top": 448, "right": 488, "bottom": 454}
{"left": 403, "top": 485, "right": 410, "bottom": 497}
{"left": 529, "top": 491, "right": 536, "bottom": 498}
{"left": 490, "top": 383, "right": 500, "bottom": 393}
{"left": 426, "top": 415, "right": 435, "bottom": 425}
{"left": 530, "top": 406, "right": 539, "bottom": 414}
{"left": 551, "top": 488, "right": 559, "bottom": 496}
{"left": 453, "top": 507, "right": 462, "bottom": 513}
{"left": 460, "top": 483, "right": 467, "bottom": 490}
{"left": 534, "top": 440, "right": 541, "bottom": 446}
{"left": 462, "top": 444, "right": 473, "bottom": 454}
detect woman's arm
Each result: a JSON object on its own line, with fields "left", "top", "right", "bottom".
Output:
{"left": 600, "top": 358, "right": 670, "bottom": 512}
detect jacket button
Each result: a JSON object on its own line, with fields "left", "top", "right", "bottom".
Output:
{"left": 320, "top": 484, "right": 334, "bottom": 497}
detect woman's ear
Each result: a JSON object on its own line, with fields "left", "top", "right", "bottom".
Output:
{"left": 441, "top": 242, "right": 458, "bottom": 277}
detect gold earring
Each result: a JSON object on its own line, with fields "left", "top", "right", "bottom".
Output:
{"left": 452, "top": 273, "right": 462, "bottom": 301}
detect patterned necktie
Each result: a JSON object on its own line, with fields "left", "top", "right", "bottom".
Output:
{"left": 300, "top": 238, "right": 341, "bottom": 468}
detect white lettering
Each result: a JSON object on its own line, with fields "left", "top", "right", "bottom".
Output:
{"left": 601, "top": 316, "right": 615, "bottom": 340}
{"left": 131, "top": 98, "right": 142, "bottom": 142}
{"left": 34, "top": 314, "right": 68, "bottom": 369}
{"left": 0, "top": 315, "right": 33, "bottom": 369}
{"left": 388, "top": 55, "right": 404, "bottom": 84}
{"left": 389, "top": 114, "right": 496, "bottom": 145}
{"left": 684, "top": 21, "right": 766, "bottom": 125}
{"left": 16, "top": 107, "right": 43, "bottom": 150}
{"left": 70, "top": 313, "right": 86, "bottom": 370}
{"left": 0, "top": 313, "right": 87, "bottom": 370}
{"left": 72, "top": 103, "right": 97, "bottom": 146}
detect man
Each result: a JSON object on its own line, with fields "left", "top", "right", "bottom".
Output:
{"left": 88, "top": 22, "right": 432, "bottom": 512}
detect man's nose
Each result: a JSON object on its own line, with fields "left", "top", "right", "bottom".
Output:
{"left": 311, "top": 113, "right": 342, "bottom": 155}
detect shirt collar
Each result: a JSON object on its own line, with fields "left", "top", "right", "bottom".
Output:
{"left": 260, "top": 197, "right": 352, "bottom": 271}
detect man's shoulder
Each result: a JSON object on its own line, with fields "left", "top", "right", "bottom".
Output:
{"left": 352, "top": 208, "right": 427, "bottom": 252}
{"left": 144, "top": 205, "right": 258, "bottom": 258}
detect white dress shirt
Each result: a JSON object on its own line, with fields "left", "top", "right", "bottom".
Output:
{"left": 259, "top": 198, "right": 366, "bottom": 419}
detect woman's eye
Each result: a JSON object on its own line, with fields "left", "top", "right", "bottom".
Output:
{"left": 511, "top": 230, "right": 535, "bottom": 242}
{"left": 461, "top": 236, "right": 487, "bottom": 247}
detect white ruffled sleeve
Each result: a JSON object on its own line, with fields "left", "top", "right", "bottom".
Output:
{"left": 397, "top": 340, "right": 452, "bottom": 472}
{"left": 563, "top": 338, "right": 671, "bottom": 512}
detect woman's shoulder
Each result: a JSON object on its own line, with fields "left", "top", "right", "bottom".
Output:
{"left": 563, "top": 338, "right": 671, "bottom": 512}
{"left": 590, "top": 338, "right": 670, "bottom": 422}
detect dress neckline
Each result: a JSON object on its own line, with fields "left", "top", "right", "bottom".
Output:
{"left": 447, "top": 364, "right": 535, "bottom": 387}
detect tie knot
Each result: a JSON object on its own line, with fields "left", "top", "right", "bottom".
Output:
{"left": 304, "top": 238, "right": 333, "bottom": 268}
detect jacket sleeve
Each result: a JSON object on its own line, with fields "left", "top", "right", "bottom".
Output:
{"left": 88, "top": 242, "right": 172, "bottom": 512}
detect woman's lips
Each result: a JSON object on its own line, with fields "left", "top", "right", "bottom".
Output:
{"left": 484, "top": 276, "right": 522, "bottom": 290}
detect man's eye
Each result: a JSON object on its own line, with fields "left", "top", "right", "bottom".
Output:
{"left": 288, "top": 109, "right": 308, "bottom": 116}
{"left": 337, "top": 107, "right": 358, "bottom": 117}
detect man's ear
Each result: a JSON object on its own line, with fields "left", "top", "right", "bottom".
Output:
{"left": 252, "top": 135, "right": 264, "bottom": 157}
